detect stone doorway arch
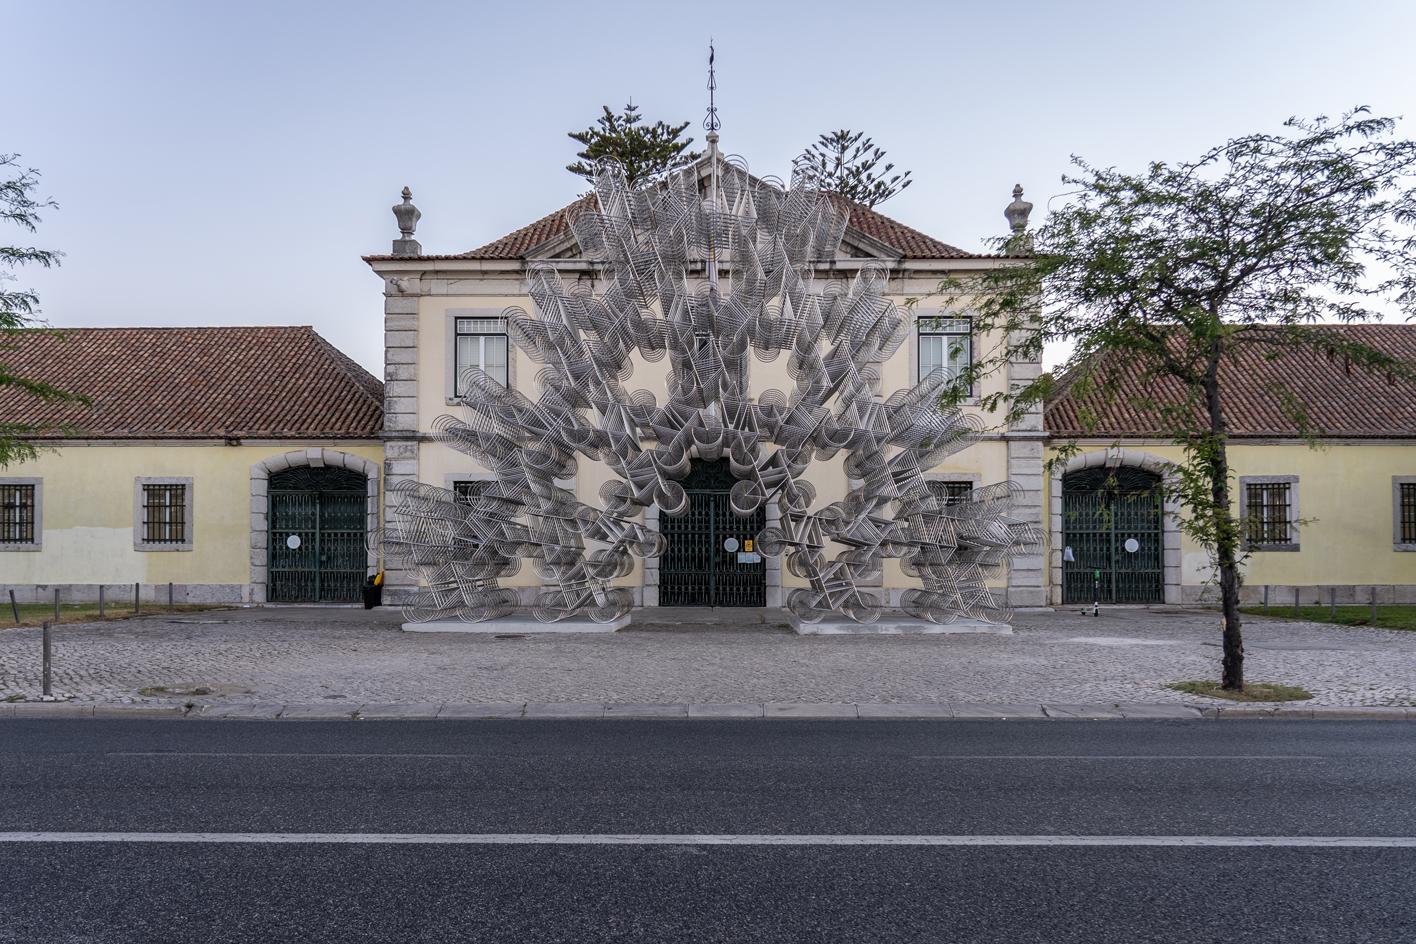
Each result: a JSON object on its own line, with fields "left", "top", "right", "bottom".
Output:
{"left": 250, "top": 448, "right": 380, "bottom": 604}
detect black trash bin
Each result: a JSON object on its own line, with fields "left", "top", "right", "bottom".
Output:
{"left": 362, "top": 573, "right": 384, "bottom": 610}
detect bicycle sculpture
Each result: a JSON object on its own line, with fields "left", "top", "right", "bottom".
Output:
{"left": 380, "top": 154, "right": 1040, "bottom": 625}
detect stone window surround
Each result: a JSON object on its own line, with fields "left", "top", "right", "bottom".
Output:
{"left": 444, "top": 308, "right": 517, "bottom": 405}
{"left": 0, "top": 477, "right": 42, "bottom": 552}
{"left": 1049, "top": 448, "right": 1182, "bottom": 606}
{"left": 133, "top": 476, "right": 194, "bottom": 552}
{"left": 249, "top": 449, "right": 380, "bottom": 604}
{"left": 1238, "top": 474, "right": 1300, "bottom": 552}
{"left": 1393, "top": 475, "right": 1416, "bottom": 549}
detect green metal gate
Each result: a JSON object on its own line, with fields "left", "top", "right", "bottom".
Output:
{"left": 659, "top": 460, "right": 766, "bottom": 607}
{"left": 1062, "top": 466, "right": 1164, "bottom": 604}
{"left": 268, "top": 466, "right": 368, "bottom": 603}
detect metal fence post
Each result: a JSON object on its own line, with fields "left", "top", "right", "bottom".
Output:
{"left": 99, "top": 585, "right": 105, "bottom": 619}
{"left": 42, "top": 620, "right": 52, "bottom": 698}
{"left": 53, "top": 587, "right": 60, "bottom": 623}
{"left": 8, "top": 589, "right": 18, "bottom": 625}
{"left": 134, "top": 582, "right": 140, "bottom": 614}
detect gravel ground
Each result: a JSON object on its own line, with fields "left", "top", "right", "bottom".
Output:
{"left": 1, "top": 605, "right": 1413, "bottom": 707}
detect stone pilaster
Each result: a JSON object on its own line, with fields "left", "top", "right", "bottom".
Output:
{"left": 381, "top": 280, "right": 421, "bottom": 601}
{"left": 1005, "top": 322, "right": 1048, "bottom": 608}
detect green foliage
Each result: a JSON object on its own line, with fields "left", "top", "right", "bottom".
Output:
{"left": 0, "top": 155, "right": 87, "bottom": 467}
{"left": 566, "top": 102, "right": 700, "bottom": 186}
{"left": 939, "top": 108, "right": 1416, "bottom": 689}
{"left": 1241, "top": 605, "right": 1416, "bottom": 632}
{"left": 796, "top": 130, "right": 913, "bottom": 207}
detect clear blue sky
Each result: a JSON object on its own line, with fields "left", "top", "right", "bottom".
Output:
{"left": 8, "top": 0, "right": 1416, "bottom": 372}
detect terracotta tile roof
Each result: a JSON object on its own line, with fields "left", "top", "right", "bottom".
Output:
{"left": 365, "top": 182, "right": 991, "bottom": 263}
{"left": 1045, "top": 324, "right": 1416, "bottom": 439}
{"left": 0, "top": 327, "right": 383, "bottom": 440}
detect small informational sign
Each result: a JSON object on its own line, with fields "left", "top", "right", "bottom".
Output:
{"left": 1123, "top": 537, "right": 1140, "bottom": 554}
{"left": 286, "top": 534, "right": 302, "bottom": 550}
{"left": 737, "top": 552, "right": 762, "bottom": 564}
{"left": 744, "top": 538, "right": 754, "bottom": 552}
{"left": 723, "top": 537, "right": 740, "bottom": 552}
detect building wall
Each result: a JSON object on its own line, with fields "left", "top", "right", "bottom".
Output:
{"left": 1043, "top": 441, "right": 1416, "bottom": 604}
{"left": 0, "top": 441, "right": 383, "bottom": 602}
{"left": 384, "top": 266, "right": 1039, "bottom": 608}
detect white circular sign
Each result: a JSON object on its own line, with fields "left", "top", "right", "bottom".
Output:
{"left": 286, "top": 534, "right": 302, "bottom": 550}
{"left": 1123, "top": 537, "right": 1140, "bottom": 554}
{"left": 723, "top": 537, "right": 740, "bottom": 552}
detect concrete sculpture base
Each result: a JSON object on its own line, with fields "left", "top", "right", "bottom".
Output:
{"left": 403, "top": 616, "right": 630, "bottom": 634}
{"left": 789, "top": 617, "right": 1013, "bottom": 636}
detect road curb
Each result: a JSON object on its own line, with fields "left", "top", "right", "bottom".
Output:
{"left": 1, "top": 701, "right": 1412, "bottom": 721}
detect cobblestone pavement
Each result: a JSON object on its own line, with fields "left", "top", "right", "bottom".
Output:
{"left": 1, "top": 606, "right": 1414, "bottom": 708}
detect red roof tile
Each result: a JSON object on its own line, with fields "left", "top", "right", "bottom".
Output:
{"left": 1045, "top": 324, "right": 1416, "bottom": 439}
{"left": 0, "top": 327, "right": 383, "bottom": 440}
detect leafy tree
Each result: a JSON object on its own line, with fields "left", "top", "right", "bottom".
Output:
{"left": 796, "top": 130, "right": 913, "bottom": 207}
{"left": 566, "top": 102, "right": 700, "bottom": 186}
{"left": 949, "top": 109, "right": 1416, "bottom": 690}
{"left": 1, "top": 154, "right": 86, "bottom": 466}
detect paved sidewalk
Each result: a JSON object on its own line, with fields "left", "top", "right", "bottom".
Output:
{"left": 2, "top": 605, "right": 1414, "bottom": 710}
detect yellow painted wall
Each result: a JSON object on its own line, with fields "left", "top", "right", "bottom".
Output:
{"left": 1044, "top": 441, "right": 1416, "bottom": 589}
{"left": 0, "top": 442, "right": 382, "bottom": 587}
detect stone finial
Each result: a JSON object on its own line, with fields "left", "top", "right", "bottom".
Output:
{"left": 391, "top": 186, "right": 422, "bottom": 257}
{"left": 1004, "top": 183, "right": 1033, "bottom": 234}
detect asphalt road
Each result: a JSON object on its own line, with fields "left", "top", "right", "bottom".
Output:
{"left": 0, "top": 719, "right": 1413, "bottom": 943}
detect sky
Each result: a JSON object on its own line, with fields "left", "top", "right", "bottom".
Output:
{"left": 7, "top": 0, "right": 1416, "bottom": 373}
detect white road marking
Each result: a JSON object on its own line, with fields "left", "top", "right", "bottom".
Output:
{"left": 910, "top": 755, "right": 1326, "bottom": 761}
{"left": 109, "top": 753, "right": 484, "bottom": 758}
{"left": 0, "top": 832, "right": 1410, "bottom": 848}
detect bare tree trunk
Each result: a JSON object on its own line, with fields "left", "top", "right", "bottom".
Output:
{"left": 1203, "top": 359, "right": 1245, "bottom": 690}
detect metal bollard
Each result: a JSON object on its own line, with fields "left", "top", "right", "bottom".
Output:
{"left": 1262, "top": 585, "right": 1269, "bottom": 613}
{"left": 99, "top": 585, "right": 105, "bottom": 619}
{"left": 53, "top": 587, "right": 60, "bottom": 622}
{"left": 42, "top": 620, "right": 52, "bottom": 698}
{"left": 1329, "top": 588, "right": 1337, "bottom": 621}
{"left": 134, "top": 582, "right": 140, "bottom": 614}
{"left": 8, "top": 589, "right": 18, "bottom": 625}
{"left": 1371, "top": 587, "right": 1378, "bottom": 625}
{"left": 168, "top": 582, "right": 174, "bottom": 606}
{"left": 1294, "top": 587, "right": 1300, "bottom": 617}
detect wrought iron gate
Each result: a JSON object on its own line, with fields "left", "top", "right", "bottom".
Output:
{"left": 268, "top": 466, "right": 368, "bottom": 603}
{"left": 659, "top": 460, "right": 766, "bottom": 607}
{"left": 1062, "top": 466, "right": 1164, "bottom": 604}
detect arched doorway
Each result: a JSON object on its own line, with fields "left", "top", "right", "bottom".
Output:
{"left": 1062, "top": 466, "right": 1164, "bottom": 604}
{"left": 268, "top": 466, "right": 369, "bottom": 602}
{"left": 659, "top": 459, "right": 766, "bottom": 607}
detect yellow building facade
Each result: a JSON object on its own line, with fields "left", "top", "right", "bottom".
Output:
{"left": 0, "top": 327, "right": 384, "bottom": 604}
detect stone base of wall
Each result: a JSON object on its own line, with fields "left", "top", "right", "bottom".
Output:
{"left": 1180, "top": 584, "right": 1416, "bottom": 606}
{"left": 0, "top": 583, "right": 251, "bottom": 605}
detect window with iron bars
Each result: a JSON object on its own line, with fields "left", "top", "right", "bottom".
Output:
{"left": 927, "top": 480, "right": 973, "bottom": 506}
{"left": 453, "top": 480, "right": 491, "bottom": 505}
{"left": 1401, "top": 482, "right": 1416, "bottom": 544}
{"left": 142, "top": 484, "right": 187, "bottom": 544}
{"left": 1245, "top": 482, "right": 1292, "bottom": 547}
{"left": 0, "top": 484, "right": 35, "bottom": 544}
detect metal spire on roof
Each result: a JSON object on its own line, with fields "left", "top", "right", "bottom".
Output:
{"left": 704, "top": 40, "right": 721, "bottom": 289}
{"left": 703, "top": 40, "right": 720, "bottom": 134}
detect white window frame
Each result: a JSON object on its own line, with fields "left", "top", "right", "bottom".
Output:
{"left": 0, "top": 477, "right": 42, "bottom": 551}
{"left": 446, "top": 309, "right": 510, "bottom": 401}
{"left": 915, "top": 314, "right": 973, "bottom": 394}
{"left": 134, "top": 476, "right": 194, "bottom": 552}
